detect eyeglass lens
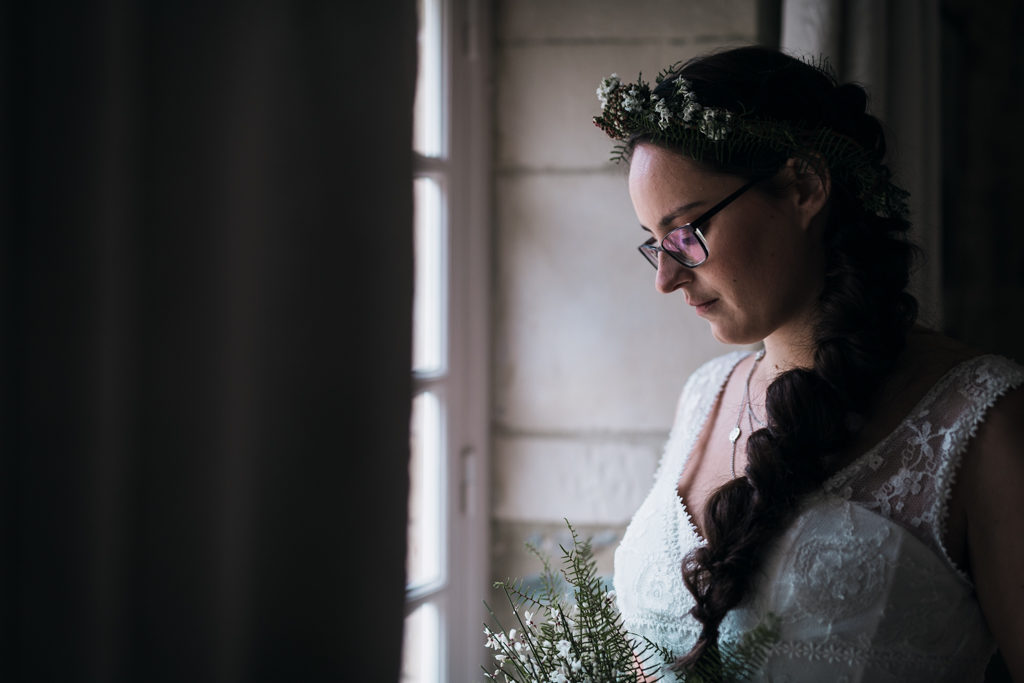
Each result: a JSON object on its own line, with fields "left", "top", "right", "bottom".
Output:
{"left": 640, "top": 227, "right": 705, "bottom": 268}
{"left": 662, "top": 228, "right": 705, "bottom": 265}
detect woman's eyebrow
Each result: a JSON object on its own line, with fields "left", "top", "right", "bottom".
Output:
{"left": 639, "top": 200, "right": 706, "bottom": 232}
{"left": 658, "top": 200, "right": 705, "bottom": 228}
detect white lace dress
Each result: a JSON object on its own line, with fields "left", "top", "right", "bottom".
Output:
{"left": 614, "top": 352, "right": 1024, "bottom": 682}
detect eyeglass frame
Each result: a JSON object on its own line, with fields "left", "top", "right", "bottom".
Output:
{"left": 637, "top": 176, "right": 763, "bottom": 269}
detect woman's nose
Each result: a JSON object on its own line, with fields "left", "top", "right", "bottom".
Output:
{"left": 655, "top": 253, "right": 692, "bottom": 293}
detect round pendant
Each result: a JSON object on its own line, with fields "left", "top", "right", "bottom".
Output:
{"left": 729, "top": 426, "right": 741, "bottom": 443}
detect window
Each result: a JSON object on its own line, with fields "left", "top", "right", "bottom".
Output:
{"left": 403, "top": 0, "right": 490, "bottom": 680}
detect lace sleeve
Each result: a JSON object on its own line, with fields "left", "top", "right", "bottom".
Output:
{"left": 931, "top": 355, "right": 1024, "bottom": 576}
{"left": 824, "top": 354, "right": 1024, "bottom": 582}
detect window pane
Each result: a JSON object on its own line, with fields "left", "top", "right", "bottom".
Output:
{"left": 407, "top": 391, "right": 443, "bottom": 588}
{"left": 401, "top": 602, "right": 440, "bottom": 683}
{"left": 414, "top": 0, "right": 443, "bottom": 157}
{"left": 413, "top": 177, "right": 445, "bottom": 374}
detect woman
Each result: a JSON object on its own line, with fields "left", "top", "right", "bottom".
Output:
{"left": 594, "top": 47, "right": 1024, "bottom": 681}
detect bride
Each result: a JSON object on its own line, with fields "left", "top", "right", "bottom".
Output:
{"left": 594, "top": 46, "right": 1024, "bottom": 681}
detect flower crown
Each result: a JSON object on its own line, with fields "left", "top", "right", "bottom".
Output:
{"left": 593, "top": 66, "right": 910, "bottom": 219}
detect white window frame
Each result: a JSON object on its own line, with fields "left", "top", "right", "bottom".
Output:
{"left": 407, "top": 0, "right": 491, "bottom": 680}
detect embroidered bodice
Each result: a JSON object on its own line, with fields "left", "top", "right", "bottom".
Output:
{"left": 614, "top": 352, "right": 1024, "bottom": 682}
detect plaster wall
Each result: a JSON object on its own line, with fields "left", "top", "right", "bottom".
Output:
{"left": 491, "top": 0, "right": 760, "bottom": 584}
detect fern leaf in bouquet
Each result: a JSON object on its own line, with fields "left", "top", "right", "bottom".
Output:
{"left": 484, "top": 520, "right": 673, "bottom": 682}
{"left": 483, "top": 520, "right": 779, "bottom": 682}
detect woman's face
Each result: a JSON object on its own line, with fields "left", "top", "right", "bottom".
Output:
{"left": 627, "top": 143, "right": 826, "bottom": 347}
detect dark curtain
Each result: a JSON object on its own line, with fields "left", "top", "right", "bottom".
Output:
{"left": 941, "top": 0, "right": 1024, "bottom": 365}
{"left": 0, "top": 2, "right": 415, "bottom": 681}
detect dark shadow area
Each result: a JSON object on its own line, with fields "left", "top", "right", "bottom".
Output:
{"left": 942, "top": 0, "right": 1024, "bottom": 366}
{"left": 0, "top": 2, "right": 415, "bottom": 681}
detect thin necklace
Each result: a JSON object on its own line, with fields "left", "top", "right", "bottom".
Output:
{"left": 745, "top": 374, "right": 767, "bottom": 429}
{"left": 729, "top": 348, "right": 766, "bottom": 478}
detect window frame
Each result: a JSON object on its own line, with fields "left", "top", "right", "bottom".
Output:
{"left": 407, "top": 0, "right": 491, "bottom": 680}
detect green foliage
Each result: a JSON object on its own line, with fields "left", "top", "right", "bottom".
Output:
{"left": 482, "top": 521, "right": 780, "bottom": 683}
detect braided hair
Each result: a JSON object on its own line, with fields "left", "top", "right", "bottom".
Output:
{"left": 627, "top": 47, "right": 919, "bottom": 671}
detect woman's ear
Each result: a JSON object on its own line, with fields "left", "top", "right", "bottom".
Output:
{"left": 785, "top": 156, "right": 830, "bottom": 231}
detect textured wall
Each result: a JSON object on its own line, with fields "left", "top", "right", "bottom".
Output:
{"left": 490, "top": 0, "right": 760, "bottom": 592}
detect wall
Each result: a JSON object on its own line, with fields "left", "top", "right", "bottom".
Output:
{"left": 490, "top": 0, "right": 761, "bottom": 595}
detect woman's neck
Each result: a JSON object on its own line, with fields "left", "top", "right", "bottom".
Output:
{"left": 761, "top": 329, "right": 816, "bottom": 380}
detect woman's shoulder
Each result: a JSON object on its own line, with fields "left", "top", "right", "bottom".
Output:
{"left": 833, "top": 329, "right": 1020, "bottom": 464}
{"left": 946, "top": 342, "right": 1024, "bottom": 680}
{"left": 896, "top": 329, "right": 1024, "bottom": 468}
{"left": 903, "top": 327, "right": 1024, "bottom": 399}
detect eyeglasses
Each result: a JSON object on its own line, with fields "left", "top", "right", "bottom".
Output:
{"left": 638, "top": 177, "right": 761, "bottom": 269}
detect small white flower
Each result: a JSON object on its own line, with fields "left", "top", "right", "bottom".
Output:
{"left": 571, "top": 658, "right": 583, "bottom": 672}
{"left": 549, "top": 672, "right": 568, "bottom": 683}
{"left": 495, "top": 654, "right": 507, "bottom": 663}
{"left": 621, "top": 86, "right": 647, "bottom": 113}
{"left": 508, "top": 628, "right": 517, "bottom": 640}
{"left": 556, "top": 639, "right": 572, "bottom": 658}
{"left": 653, "top": 96, "right": 672, "bottom": 129}
{"left": 596, "top": 73, "right": 620, "bottom": 107}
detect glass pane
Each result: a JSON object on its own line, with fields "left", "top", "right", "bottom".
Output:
{"left": 413, "top": 177, "right": 445, "bottom": 374}
{"left": 414, "top": 0, "right": 443, "bottom": 157}
{"left": 407, "top": 391, "right": 443, "bottom": 588}
{"left": 401, "top": 602, "right": 440, "bottom": 683}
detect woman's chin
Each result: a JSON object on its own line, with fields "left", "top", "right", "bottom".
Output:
{"left": 708, "top": 322, "right": 762, "bottom": 347}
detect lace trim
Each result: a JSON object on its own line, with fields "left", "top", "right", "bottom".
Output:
{"left": 769, "top": 632, "right": 973, "bottom": 671}
{"left": 668, "top": 350, "right": 748, "bottom": 545}
{"left": 933, "top": 356, "right": 1024, "bottom": 582}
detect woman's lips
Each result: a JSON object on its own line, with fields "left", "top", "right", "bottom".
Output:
{"left": 692, "top": 298, "right": 718, "bottom": 315}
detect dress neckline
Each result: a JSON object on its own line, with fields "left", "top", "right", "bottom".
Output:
{"left": 673, "top": 351, "right": 993, "bottom": 545}
{"left": 672, "top": 351, "right": 746, "bottom": 543}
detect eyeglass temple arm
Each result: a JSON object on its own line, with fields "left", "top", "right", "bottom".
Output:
{"left": 692, "top": 176, "right": 762, "bottom": 227}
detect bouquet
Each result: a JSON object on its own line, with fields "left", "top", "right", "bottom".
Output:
{"left": 483, "top": 521, "right": 778, "bottom": 683}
